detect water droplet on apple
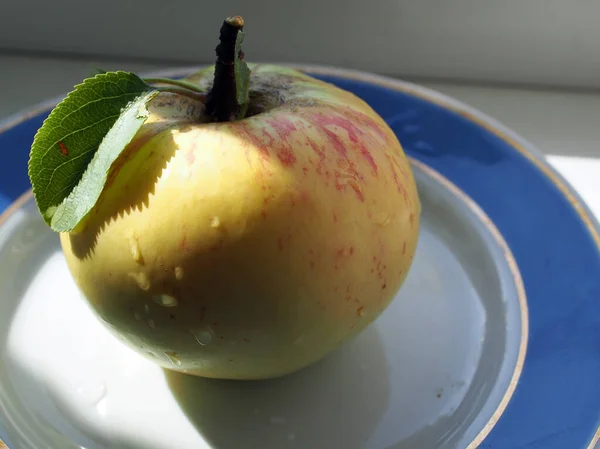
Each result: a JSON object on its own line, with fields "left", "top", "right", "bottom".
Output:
{"left": 129, "top": 272, "right": 150, "bottom": 291}
{"left": 153, "top": 294, "right": 178, "bottom": 307}
{"left": 191, "top": 328, "right": 214, "bottom": 346}
{"left": 134, "top": 312, "right": 142, "bottom": 321}
{"left": 128, "top": 235, "right": 143, "bottom": 263}
{"left": 373, "top": 213, "right": 391, "bottom": 227}
{"left": 148, "top": 319, "right": 156, "bottom": 329}
{"left": 175, "top": 266, "right": 184, "bottom": 280}
{"left": 165, "top": 352, "right": 182, "bottom": 366}
{"left": 210, "top": 216, "right": 221, "bottom": 228}
{"left": 144, "top": 304, "right": 150, "bottom": 314}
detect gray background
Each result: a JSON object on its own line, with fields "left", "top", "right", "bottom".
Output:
{"left": 2, "top": 0, "right": 600, "bottom": 90}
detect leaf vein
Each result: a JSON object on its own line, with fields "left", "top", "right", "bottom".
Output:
{"left": 37, "top": 112, "right": 122, "bottom": 176}
{"left": 55, "top": 91, "right": 144, "bottom": 128}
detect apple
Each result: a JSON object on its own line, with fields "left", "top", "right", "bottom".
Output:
{"left": 59, "top": 18, "right": 421, "bottom": 380}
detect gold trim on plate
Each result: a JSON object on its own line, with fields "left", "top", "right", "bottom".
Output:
{"left": 0, "top": 64, "right": 597, "bottom": 449}
{"left": 589, "top": 428, "right": 600, "bottom": 449}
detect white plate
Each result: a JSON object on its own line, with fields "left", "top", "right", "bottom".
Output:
{"left": 0, "top": 160, "right": 526, "bottom": 449}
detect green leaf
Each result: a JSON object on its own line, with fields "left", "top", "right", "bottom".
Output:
{"left": 28, "top": 71, "right": 158, "bottom": 232}
{"left": 50, "top": 90, "right": 158, "bottom": 231}
{"left": 234, "top": 30, "right": 251, "bottom": 119}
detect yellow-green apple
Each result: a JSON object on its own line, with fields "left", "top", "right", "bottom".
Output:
{"left": 59, "top": 17, "right": 421, "bottom": 379}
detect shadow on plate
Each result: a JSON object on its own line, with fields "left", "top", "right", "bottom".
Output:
{"left": 163, "top": 325, "right": 390, "bottom": 449}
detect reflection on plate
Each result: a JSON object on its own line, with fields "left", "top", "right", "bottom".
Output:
{"left": 0, "top": 161, "right": 525, "bottom": 449}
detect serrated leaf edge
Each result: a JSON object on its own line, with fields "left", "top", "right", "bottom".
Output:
{"left": 49, "top": 90, "right": 159, "bottom": 232}
{"left": 27, "top": 71, "right": 152, "bottom": 228}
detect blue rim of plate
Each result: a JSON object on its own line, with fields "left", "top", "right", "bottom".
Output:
{"left": 0, "top": 64, "right": 599, "bottom": 449}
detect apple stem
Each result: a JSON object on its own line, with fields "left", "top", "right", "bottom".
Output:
{"left": 206, "top": 16, "right": 251, "bottom": 122}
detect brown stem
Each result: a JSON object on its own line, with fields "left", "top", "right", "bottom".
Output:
{"left": 206, "top": 16, "right": 246, "bottom": 122}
